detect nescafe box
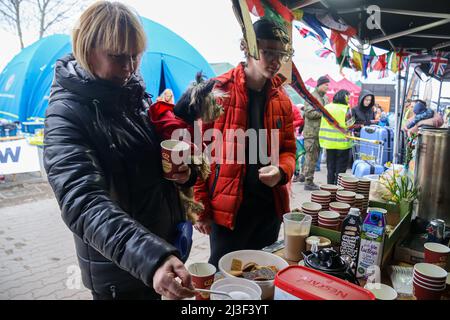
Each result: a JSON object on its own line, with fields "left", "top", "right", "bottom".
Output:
{"left": 274, "top": 266, "right": 376, "bottom": 300}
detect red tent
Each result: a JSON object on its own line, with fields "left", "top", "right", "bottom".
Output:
{"left": 305, "top": 77, "right": 317, "bottom": 87}
{"left": 304, "top": 75, "right": 361, "bottom": 107}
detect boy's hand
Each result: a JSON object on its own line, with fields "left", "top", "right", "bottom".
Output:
{"left": 258, "top": 165, "right": 282, "bottom": 187}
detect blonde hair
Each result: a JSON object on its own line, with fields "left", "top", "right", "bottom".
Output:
{"left": 158, "top": 88, "right": 174, "bottom": 104}
{"left": 72, "top": 1, "right": 147, "bottom": 75}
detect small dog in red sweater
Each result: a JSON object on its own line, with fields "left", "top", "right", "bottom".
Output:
{"left": 149, "top": 73, "right": 226, "bottom": 223}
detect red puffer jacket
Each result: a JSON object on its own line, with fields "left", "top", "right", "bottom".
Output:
{"left": 194, "top": 63, "right": 296, "bottom": 229}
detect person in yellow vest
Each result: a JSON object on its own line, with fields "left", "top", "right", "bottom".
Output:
{"left": 319, "top": 89, "right": 355, "bottom": 184}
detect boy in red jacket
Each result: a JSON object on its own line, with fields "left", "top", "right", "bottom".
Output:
{"left": 194, "top": 19, "right": 296, "bottom": 267}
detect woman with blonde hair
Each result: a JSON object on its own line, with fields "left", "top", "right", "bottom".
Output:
{"left": 44, "top": 1, "right": 195, "bottom": 300}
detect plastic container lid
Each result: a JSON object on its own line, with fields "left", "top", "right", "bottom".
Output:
{"left": 348, "top": 208, "right": 360, "bottom": 216}
{"left": 274, "top": 266, "right": 376, "bottom": 300}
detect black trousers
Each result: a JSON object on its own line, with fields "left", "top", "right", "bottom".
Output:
{"left": 208, "top": 198, "right": 281, "bottom": 268}
{"left": 326, "top": 148, "right": 350, "bottom": 185}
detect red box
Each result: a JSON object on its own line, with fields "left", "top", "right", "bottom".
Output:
{"left": 274, "top": 266, "right": 376, "bottom": 300}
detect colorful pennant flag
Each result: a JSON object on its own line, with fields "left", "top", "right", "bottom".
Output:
{"left": 362, "top": 55, "right": 373, "bottom": 78}
{"left": 261, "top": 2, "right": 286, "bottom": 28}
{"left": 350, "top": 50, "right": 362, "bottom": 71}
{"left": 389, "top": 51, "right": 399, "bottom": 73}
{"left": 372, "top": 53, "right": 387, "bottom": 71}
{"left": 302, "top": 13, "right": 328, "bottom": 42}
{"left": 336, "top": 47, "right": 351, "bottom": 73}
{"left": 266, "top": 0, "right": 294, "bottom": 21}
{"left": 429, "top": 51, "right": 448, "bottom": 77}
{"left": 330, "top": 30, "right": 348, "bottom": 58}
{"left": 315, "top": 48, "right": 334, "bottom": 58}
{"left": 397, "top": 48, "right": 410, "bottom": 71}
{"left": 246, "top": 0, "right": 265, "bottom": 17}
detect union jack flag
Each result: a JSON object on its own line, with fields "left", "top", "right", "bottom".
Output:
{"left": 315, "top": 48, "right": 334, "bottom": 58}
{"left": 429, "top": 52, "right": 448, "bottom": 77}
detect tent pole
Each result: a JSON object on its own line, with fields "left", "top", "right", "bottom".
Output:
{"left": 394, "top": 69, "right": 401, "bottom": 164}
{"left": 370, "top": 18, "right": 450, "bottom": 45}
{"left": 398, "top": 59, "right": 411, "bottom": 164}
{"left": 394, "top": 58, "right": 410, "bottom": 165}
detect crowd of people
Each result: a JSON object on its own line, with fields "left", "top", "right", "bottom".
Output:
{"left": 291, "top": 77, "right": 446, "bottom": 185}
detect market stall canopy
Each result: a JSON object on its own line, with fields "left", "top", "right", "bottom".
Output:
{"left": 305, "top": 77, "right": 316, "bottom": 87}
{"left": 286, "top": 0, "right": 450, "bottom": 52}
{"left": 0, "top": 18, "right": 215, "bottom": 122}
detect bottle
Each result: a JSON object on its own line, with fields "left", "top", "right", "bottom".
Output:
{"left": 340, "top": 208, "right": 362, "bottom": 267}
{"left": 356, "top": 209, "right": 386, "bottom": 279}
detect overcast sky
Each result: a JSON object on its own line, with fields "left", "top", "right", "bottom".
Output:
{"left": 0, "top": 0, "right": 448, "bottom": 100}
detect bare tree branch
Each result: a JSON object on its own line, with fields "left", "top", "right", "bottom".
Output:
{"left": 0, "top": 0, "right": 89, "bottom": 49}
{"left": 36, "top": 0, "right": 89, "bottom": 39}
{"left": 0, "top": 0, "right": 26, "bottom": 48}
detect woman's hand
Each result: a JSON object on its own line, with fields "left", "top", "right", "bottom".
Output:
{"left": 194, "top": 218, "right": 212, "bottom": 235}
{"left": 153, "top": 255, "right": 195, "bottom": 300}
{"left": 173, "top": 164, "right": 191, "bottom": 185}
{"left": 258, "top": 165, "right": 282, "bottom": 187}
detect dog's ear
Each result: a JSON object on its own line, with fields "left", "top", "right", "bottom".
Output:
{"left": 198, "top": 79, "right": 216, "bottom": 98}
{"left": 195, "top": 72, "right": 206, "bottom": 84}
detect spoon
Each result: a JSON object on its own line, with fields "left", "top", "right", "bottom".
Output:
{"left": 194, "top": 288, "right": 234, "bottom": 300}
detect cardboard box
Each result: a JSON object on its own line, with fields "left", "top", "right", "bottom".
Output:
{"left": 394, "top": 233, "right": 425, "bottom": 265}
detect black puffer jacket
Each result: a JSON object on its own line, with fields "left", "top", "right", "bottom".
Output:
{"left": 44, "top": 54, "right": 188, "bottom": 296}
{"left": 352, "top": 90, "right": 375, "bottom": 135}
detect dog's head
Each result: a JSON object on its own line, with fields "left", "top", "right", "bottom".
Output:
{"left": 174, "top": 72, "right": 227, "bottom": 124}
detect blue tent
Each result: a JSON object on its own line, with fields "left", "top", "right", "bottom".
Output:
{"left": 0, "top": 18, "right": 215, "bottom": 122}
{"left": 0, "top": 34, "right": 71, "bottom": 122}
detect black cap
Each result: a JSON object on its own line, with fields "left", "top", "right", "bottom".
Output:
{"left": 253, "top": 19, "right": 290, "bottom": 44}
{"left": 317, "top": 76, "right": 330, "bottom": 87}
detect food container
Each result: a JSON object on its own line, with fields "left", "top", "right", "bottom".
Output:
{"left": 274, "top": 266, "right": 375, "bottom": 300}
{"left": 211, "top": 277, "right": 262, "bottom": 300}
{"left": 218, "top": 250, "right": 289, "bottom": 300}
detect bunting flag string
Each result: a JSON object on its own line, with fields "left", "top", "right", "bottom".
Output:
{"left": 295, "top": 25, "right": 326, "bottom": 44}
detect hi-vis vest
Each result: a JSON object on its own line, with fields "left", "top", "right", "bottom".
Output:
{"left": 319, "top": 103, "right": 353, "bottom": 150}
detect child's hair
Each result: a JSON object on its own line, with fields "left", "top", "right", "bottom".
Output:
{"left": 158, "top": 89, "right": 174, "bottom": 104}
